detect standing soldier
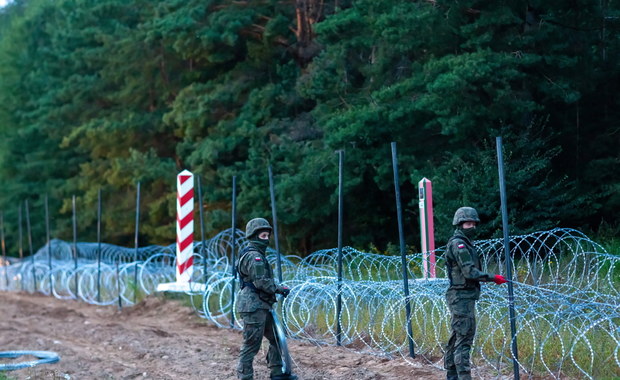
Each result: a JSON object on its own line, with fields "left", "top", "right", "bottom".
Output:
{"left": 444, "top": 207, "right": 507, "bottom": 380}
{"left": 236, "top": 217, "right": 296, "bottom": 380}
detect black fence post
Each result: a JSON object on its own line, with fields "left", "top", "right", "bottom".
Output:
{"left": 117, "top": 259, "right": 122, "bottom": 311}
{"left": 268, "top": 166, "right": 282, "bottom": 283}
{"left": 96, "top": 189, "right": 102, "bottom": 303}
{"left": 196, "top": 176, "right": 207, "bottom": 283}
{"left": 0, "top": 211, "right": 7, "bottom": 288}
{"left": 72, "top": 195, "right": 78, "bottom": 299}
{"left": 18, "top": 204, "right": 24, "bottom": 289}
{"left": 336, "top": 150, "right": 344, "bottom": 346}
{"left": 496, "top": 136, "right": 520, "bottom": 380}
{"left": 390, "top": 142, "right": 415, "bottom": 358}
{"left": 230, "top": 176, "right": 237, "bottom": 328}
{"left": 45, "top": 194, "right": 53, "bottom": 294}
{"left": 133, "top": 182, "right": 141, "bottom": 304}
{"left": 25, "top": 200, "right": 36, "bottom": 292}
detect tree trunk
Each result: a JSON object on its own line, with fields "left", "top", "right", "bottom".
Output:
{"left": 294, "top": 0, "right": 324, "bottom": 64}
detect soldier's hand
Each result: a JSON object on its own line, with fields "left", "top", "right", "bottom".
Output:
{"left": 278, "top": 286, "right": 291, "bottom": 297}
{"left": 493, "top": 275, "right": 507, "bottom": 284}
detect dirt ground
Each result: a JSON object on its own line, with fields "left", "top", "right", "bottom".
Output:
{"left": 0, "top": 291, "right": 446, "bottom": 380}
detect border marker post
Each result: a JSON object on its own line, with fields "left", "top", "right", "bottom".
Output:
{"left": 157, "top": 170, "right": 205, "bottom": 293}
{"left": 418, "top": 178, "right": 436, "bottom": 279}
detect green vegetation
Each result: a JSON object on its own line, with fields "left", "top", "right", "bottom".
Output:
{"left": 0, "top": 0, "right": 618, "bottom": 256}
{"left": 316, "top": 300, "right": 620, "bottom": 379}
{"left": 595, "top": 222, "right": 620, "bottom": 256}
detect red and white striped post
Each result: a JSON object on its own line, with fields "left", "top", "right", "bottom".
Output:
{"left": 418, "top": 178, "right": 436, "bottom": 279}
{"left": 176, "top": 170, "right": 194, "bottom": 283}
{"left": 157, "top": 170, "right": 205, "bottom": 293}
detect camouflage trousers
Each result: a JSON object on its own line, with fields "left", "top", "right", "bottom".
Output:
{"left": 444, "top": 295, "right": 476, "bottom": 380}
{"left": 237, "top": 309, "right": 283, "bottom": 380}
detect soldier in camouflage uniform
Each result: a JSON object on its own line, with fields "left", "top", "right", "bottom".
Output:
{"left": 236, "top": 218, "right": 297, "bottom": 380}
{"left": 444, "top": 207, "right": 507, "bottom": 380}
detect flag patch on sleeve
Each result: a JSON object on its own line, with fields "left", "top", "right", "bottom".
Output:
{"left": 255, "top": 257, "right": 262, "bottom": 261}
{"left": 457, "top": 244, "right": 465, "bottom": 249}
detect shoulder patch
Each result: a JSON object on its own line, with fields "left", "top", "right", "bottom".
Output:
{"left": 457, "top": 243, "right": 465, "bottom": 249}
{"left": 254, "top": 257, "right": 262, "bottom": 261}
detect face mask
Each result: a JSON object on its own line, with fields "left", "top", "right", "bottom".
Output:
{"left": 251, "top": 238, "right": 269, "bottom": 252}
{"left": 461, "top": 227, "right": 477, "bottom": 239}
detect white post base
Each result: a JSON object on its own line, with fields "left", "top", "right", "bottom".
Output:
{"left": 156, "top": 282, "right": 206, "bottom": 293}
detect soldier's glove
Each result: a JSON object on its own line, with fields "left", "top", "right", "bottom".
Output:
{"left": 277, "top": 286, "right": 291, "bottom": 297}
{"left": 493, "top": 275, "right": 507, "bottom": 284}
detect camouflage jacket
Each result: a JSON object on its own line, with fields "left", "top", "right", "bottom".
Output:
{"left": 445, "top": 229, "right": 494, "bottom": 300}
{"left": 236, "top": 244, "right": 278, "bottom": 313}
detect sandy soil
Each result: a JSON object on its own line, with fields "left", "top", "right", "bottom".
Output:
{"left": 0, "top": 291, "right": 446, "bottom": 380}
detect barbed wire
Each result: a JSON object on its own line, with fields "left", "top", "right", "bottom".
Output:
{"left": 0, "top": 228, "right": 618, "bottom": 378}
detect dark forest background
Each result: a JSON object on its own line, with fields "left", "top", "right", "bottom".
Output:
{"left": 0, "top": 0, "right": 618, "bottom": 255}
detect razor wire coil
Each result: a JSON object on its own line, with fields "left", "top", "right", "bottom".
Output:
{"left": 0, "top": 228, "right": 618, "bottom": 379}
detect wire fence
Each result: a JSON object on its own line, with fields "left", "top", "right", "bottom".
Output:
{"left": 0, "top": 227, "right": 618, "bottom": 379}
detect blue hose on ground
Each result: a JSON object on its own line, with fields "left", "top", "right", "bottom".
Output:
{"left": 0, "top": 350, "right": 60, "bottom": 371}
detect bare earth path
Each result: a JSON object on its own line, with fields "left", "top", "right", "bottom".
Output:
{"left": 0, "top": 292, "right": 445, "bottom": 379}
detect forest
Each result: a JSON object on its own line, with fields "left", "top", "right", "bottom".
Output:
{"left": 0, "top": 0, "right": 618, "bottom": 255}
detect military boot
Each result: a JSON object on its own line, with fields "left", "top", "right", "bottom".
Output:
{"left": 446, "top": 369, "right": 458, "bottom": 380}
{"left": 270, "top": 374, "right": 298, "bottom": 380}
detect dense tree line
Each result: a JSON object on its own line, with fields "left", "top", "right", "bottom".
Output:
{"left": 0, "top": 0, "right": 618, "bottom": 255}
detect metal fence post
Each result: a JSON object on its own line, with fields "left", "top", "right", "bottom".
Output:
{"left": 45, "top": 194, "right": 53, "bottom": 293}
{"left": 336, "top": 150, "right": 345, "bottom": 346}
{"left": 230, "top": 176, "right": 237, "bottom": 328}
{"left": 391, "top": 142, "right": 415, "bottom": 358}
{"left": 25, "top": 200, "right": 36, "bottom": 292}
{"left": 196, "top": 176, "right": 207, "bottom": 283}
{"left": 96, "top": 189, "right": 102, "bottom": 303}
{"left": 133, "top": 182, "right": 141, "bottom": 304}
{"left": 72, "top": 195, "right": 78, "bottom": 298}
{"left": 18, "top": 204, "right": 24, "bottom": 289}
{"left": 496, "top": 136, "right": 520, "bottom": 380}
{"left": 0, "top": 212, "right": 7, "bottom": 288}
{"left": 268, "top": 166, "right": 282, "bottom": 282}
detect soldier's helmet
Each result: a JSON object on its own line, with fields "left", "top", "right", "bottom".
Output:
{"left": 245, "top": 218, "right": 273, "bottom": 238}
{"left": 452, "top": 207, "right": 480, "bottom": 226}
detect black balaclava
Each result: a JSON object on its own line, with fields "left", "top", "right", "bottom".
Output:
{"left": 250, "top": 230, "right": 270, "bottom": 254}
{"left": 458, "top": 225, "right": 477, "bottom": 240}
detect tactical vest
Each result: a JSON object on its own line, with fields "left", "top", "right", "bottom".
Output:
{"left": 236, "top": 247, "right": 275, "bottom": 303}
{"left": 445, "top": 235, "right": 482, "bottom": 292}
{"left": 236, "top": 247, "right": 255, "bottom": 290}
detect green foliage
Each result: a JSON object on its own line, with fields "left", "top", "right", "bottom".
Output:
{"left": 0, "top": 0, "right": 618, "bottom": 255}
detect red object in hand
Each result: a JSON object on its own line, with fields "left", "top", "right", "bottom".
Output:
{"left": 493, "top": 275, "right": 507, "bottom": 285}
